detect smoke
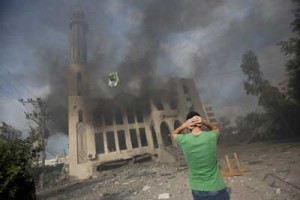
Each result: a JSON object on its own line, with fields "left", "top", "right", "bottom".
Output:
{"left": 33, "top": 47, "right": 68, "bottom": 135}
{"left": 0, "top": 0, "right": 295, "bottom": 135}
{"left": 114, "top": 0, "right": 225, "bottom": 96}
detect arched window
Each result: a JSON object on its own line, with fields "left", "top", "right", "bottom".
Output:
{"left": 174, "top": 120, "right": 181, "bottom": 129}
{"left": 160, "top": 122, "right": 172, "bottom": 146}
{"left": 78, "top": 110, "right": 83, "bottom": 122}
{"left": 151, "top": 125, "right": 158, "bottom": 148}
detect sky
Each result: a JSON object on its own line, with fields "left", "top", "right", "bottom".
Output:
{"left": 0, "top": 0, "right": 295, "bottom": 155}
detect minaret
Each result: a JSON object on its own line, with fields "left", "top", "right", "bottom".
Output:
{"left": 68, "top": 9, "right": 88, "bottom": 96}
{"left": 70, "top": 9, "right": 87, "bottom": 64}
{"left": 68, "top": 9, "right": 95, "bottom": 180}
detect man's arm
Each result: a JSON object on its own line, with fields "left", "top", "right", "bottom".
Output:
{"left": 202, "top": 119, "right": 220, "bottom": 132}
{"left": 170, "top": 121, "right": 190, "bottom": 140}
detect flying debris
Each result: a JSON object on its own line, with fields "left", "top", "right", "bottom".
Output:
{"left": 108, "top": 71, "right": 119, "bottom": 87}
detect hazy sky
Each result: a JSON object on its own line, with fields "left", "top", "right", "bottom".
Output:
{"left": 0, "top": 0, "right": 295, "bottom": 154}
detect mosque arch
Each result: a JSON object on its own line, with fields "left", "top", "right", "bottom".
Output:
{"left": 174, "top": 120, "right": 182, "bottom": 130}
{"left": 150, "top": 125, "right": 158, "bottom": 148}
{"left": 160, "top": 121, "right": 172, "bottom": 146}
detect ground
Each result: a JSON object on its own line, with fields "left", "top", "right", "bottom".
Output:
{"left": 37, "top": 141, "right": 300, "bottom": 200}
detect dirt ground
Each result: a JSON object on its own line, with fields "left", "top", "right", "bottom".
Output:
{"left": 37, "top": 141, "right": 300, "bottom": 200}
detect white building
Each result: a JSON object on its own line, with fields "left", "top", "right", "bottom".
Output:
{"left": 0, "top": 122, "right": 22, "bottom": 141}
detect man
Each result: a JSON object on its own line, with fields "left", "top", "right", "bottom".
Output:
{"left": 171, "top": 111, "right": 229, "bottom": 200}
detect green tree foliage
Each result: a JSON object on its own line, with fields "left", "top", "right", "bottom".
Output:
{"left": 280, "top": 0, "right": 300, "bottom": 104}
{"left": 0, "top": 130, "right": 44, "bottom": 200}
{"left": 240, "top": 50, "right": 298, "bottom": 139}
{"left": 240, "top": 51, "right": 287, "bottom": 112}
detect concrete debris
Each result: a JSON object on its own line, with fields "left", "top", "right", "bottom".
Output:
{"left": 97, "top": 159, "right": 129, "bottom": 171}
{"left": 263, "top": 173, "right": 300, "bottom": 190}
{"left": 142, "top": 185, "right": 151, "bottom": 191}
{"left": 133, "top": 154, "right": 152, "bottom": 163}
{"left": 36, "top": 142, "right": 300, "bottom": 200}
{"left": 158, "top": 193, "right": 170, "bottom": 199}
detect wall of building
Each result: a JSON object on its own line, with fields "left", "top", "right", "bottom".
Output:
{"left": 67, "top": 10, "right": 207, "bottom": 180}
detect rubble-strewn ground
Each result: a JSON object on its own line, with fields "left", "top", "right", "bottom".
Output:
{"left": 37, "top": 141, "right": 300, "bottom": 200}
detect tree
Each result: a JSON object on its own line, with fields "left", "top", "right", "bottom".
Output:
{"left": 0, "top": 129, "right": 44, "bottom": 200}
{"left": 240, "top": 51, "right": 297, "bottom": 139}
{"left": 280, "top": 0, "right": 300, "bottom": 105}
{"left": 240, "top": 51, "right": 286, "bottom": 112}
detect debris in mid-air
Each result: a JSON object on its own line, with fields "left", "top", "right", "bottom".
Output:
{"left": 108, "top": 71, "right": 119, "bottom": 87}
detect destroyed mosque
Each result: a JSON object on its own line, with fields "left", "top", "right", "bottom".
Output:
{"left": 68, "top": 10, "right": 213, "bottom": 179}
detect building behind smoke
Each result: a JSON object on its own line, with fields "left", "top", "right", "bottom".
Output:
{"left": 202, "top": 104, "right": 218, "bottom": 125}
{"left": 39, "top": 154, "right": 69, "bottom": 166}
{"left": 68, "top": 10, "right": 211, "bottom": 180}
{"left": 0, "top": 121, "right": 22, "bottom": 141}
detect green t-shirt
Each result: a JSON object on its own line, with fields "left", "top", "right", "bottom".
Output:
{"left": 176, "top": 130, "right": 225, "bottom": 191}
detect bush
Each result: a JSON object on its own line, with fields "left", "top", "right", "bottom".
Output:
{"left": 0, "top": 137, "right": 39, "bottom": 200}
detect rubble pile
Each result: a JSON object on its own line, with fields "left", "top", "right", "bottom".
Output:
{"left": 37, "top": 142, "right": 300, "bottom": 200}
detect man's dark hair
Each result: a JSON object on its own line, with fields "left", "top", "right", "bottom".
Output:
{"left": 186, "top": 111, "right": 201, "bottom": 120}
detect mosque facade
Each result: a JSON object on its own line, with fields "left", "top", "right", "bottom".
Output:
{"left": 68, "top": 10, "right": 210, "bottom": 180}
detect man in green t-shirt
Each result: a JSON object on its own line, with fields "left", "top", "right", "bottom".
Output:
{"left": 171, "top": 111, "right": 230, "bottom": 200}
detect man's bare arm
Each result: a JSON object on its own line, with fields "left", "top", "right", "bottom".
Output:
{"left": 202, "top": 120, "right": 220, "bottom": 132}
{"left": 170, "top": 123, "right": 187, "bottom": 139}
{"left": 170, "top": 119, "right": 196, "bottom": 139}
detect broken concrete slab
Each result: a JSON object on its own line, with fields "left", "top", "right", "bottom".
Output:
{"left": 133, "top": 153, "right": 152, "bottom": 163}
{"left": 263, "top": 173, "right": 300, "bottom": 191}
{"left": 158, "top": 193, "right": 170, "bottom": 199}
{"left": 97, "top": 159, "right": 130, "bottom": 171}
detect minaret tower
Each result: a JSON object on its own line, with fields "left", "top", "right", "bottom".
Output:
{"left": 68, "top": 9, "right": 95, "bottom": 180}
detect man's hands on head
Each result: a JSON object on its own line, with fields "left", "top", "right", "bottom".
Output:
{"left": 184, "top": 116, "right": 202, "bottom": 129}
{"left": 171, "top": 116, "right": 208, "bottom": 139}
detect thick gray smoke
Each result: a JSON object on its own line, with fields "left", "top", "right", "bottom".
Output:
{"left": 0, "top": 0, "right": 294, "bottom": 135}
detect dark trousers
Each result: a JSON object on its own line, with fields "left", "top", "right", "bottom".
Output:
{"left": 191, "top": 187, "right": 230, "bottom": 200}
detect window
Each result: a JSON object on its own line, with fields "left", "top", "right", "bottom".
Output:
{"left": 104, "top": 110, "right": 113, "bottom": 125}
{"left": 127, "top": 108, "right": 135, "bottom": 124}
{"left": 106, "top": 131, "right": 116, "bottom": 152}
{"left": 183, "top": 84, "right": 188, "bottom": 94}
{"left": 139, "top": 128, "right": 148, "bottom": 147}
{"left": 117, "top": 130, "right": 127, "bottom": 150}
{"left": 115, "top": 109, "right": 123, "bottom": 125}
{"left": 136, "top": 109, "right": 143, "bottom": 123}
{"left": 170, "top": 95, "right": 178, "bottom": 110}
{"left": 206, "top": 106, "right": 213, "bottom": 111}
{"left": 77, "top": 72, "right": 82, "bottom": 96}
{"left": 210, "top": 118, "right": 217, "bottom": 123}
{"left": 151, "top": 126, "right": 158, "bottom": 148}
{"left": 94, "top": 110, "right": 102, "bottom": 126}
{"left": 130, "top": 129, "right": 139, "bottom": 148}
{"left": 95, "top": 133, "right": 105, "bottom": 154}
{"left": 207, "top": 112, "right": 215, "bottom": 117}
{"left": 153, "top": 97, "right": 164, "bottom": 110}
{"left": 160, "top": 122, "right": 172, "bottom": 146}
{"left": 78, "top": 110, "right": 83, "bottom": 122}
{"left": 174, "top": 120, "right": 181, "bottom": 129}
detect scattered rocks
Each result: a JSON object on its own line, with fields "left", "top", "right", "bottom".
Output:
{"left": 37, "top": 142, "right": 300, "bottom": 200}
{"left": 158, "top": 193, "right": 170, "bottom": 199}
{"left": 142, "top": 185, "right": 151, "bottom": 191}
